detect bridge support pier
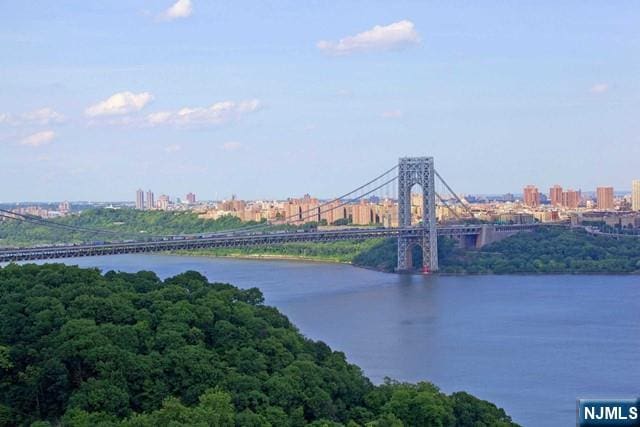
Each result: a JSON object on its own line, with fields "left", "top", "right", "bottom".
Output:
{"left": 397, "top": 229, "right": 437, "bottom": 272}
{"left": 397, "top": 157, "right": 438, "bottom": 272}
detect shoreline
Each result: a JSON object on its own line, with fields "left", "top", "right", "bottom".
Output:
{"left": 166, "top": 251, "right": 640, "bottom": 276}
{"left": 169, "top": 250, "right": 353, "bottom": 265}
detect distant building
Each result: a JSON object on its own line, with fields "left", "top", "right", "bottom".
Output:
{"left": 146, "top": 190, "right": 155, "bottom": 210}
{"left": 523, "top": 185, "right": 540, "bottom": 207}
{"left": 549, "top": 185, "right": 563, "bottom": 206}
{"left": 58, "top": 200, "right": 71, "bottom": 215}
{"left": 502, "top": 193, "right": 515, "bottom": 202}
{"left": 561, "top": 189, "right": 580, "bottom": 209}
{"left": 633, "top": 180, "right": 640, "bottom": 211}
{"left": 158, "top": 194, "right": 170, "bottom": 210}
{"left": 136, "top": 189, "right": 145, "bottom": 210}
{"left": 596, "top": 186, "right": 614, "bottom": 210}
{"left": 186, "top": 192, "right": 196, "bottom": 204}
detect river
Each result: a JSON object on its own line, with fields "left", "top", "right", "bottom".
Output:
{"left": 22, "top": 254, "right": 640, "bottom": 426}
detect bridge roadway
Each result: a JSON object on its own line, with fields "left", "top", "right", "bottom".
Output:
{"left": 0, "top": 224, "right": 541, "bottom": 263}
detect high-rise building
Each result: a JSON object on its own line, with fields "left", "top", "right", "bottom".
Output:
{"left": 186, "top": 192, "right": 196, "bottom": 204}
{"left": 549, "top": 185, "right": 563, "bottom": 206}
{"left": 632, "top": 180, "right": 640, "bottom": 211}
{"left": 158, "top": 194, "right": 170, "bottom": 210}
{"left": 146, "top": 190, "right": 155, "bottom": 210}
{"left": 58, "top": 200, "right": 71, "bottom": 215}
{"left": 136, "top": 189, "right": 145, "bottom": 210}
{"left": 596, "top": 186, "right": 614, "bottom": 210}
{"left": 523, "top": 185, "right": 540, "bottom": 207}
{"left": 561, "top": 189, "right": 580, "bottom": 209}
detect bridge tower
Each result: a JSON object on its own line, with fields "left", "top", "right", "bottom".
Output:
{"left": 397, "top": 157, "right": 438, "bottom": 272}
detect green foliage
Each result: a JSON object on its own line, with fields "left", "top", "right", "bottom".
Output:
{"left": 0, "top": 263, "right": 518, "bottom": 426}
{"left": 353, "top": 228, "right": 640, "bottom": 274}
{"left": 183, "top": 239, "right": 387, "bottom": 264}
{"left": 352, "top": 237, "right": 458, "bottom": 272}
{"left": 439, "top": 227, "right": 640, "bottom": 274}
{"left": 0, "top": 208, "right": 255, "bottom": 246}
{"left": 352, "top": 239, "right": 397, "bottom": 272}
{"left": 0, "top": 346, "right": 11, "bottom": 369}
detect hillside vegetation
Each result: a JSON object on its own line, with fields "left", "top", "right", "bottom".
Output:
{"left": 0, "top": 263, "right": 517, "bottom": 426}
{"left": 0, "top": 209, "right": 254, "bottom": 246}
{"left": 439, "top": 227, "right": 640, "bottom": 274}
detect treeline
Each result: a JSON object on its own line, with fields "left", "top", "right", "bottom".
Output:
{"left": 0, "top": 209, "right": 255, "bottom": 246}
{"left": 353, "top": 228, "right": 640, "bottom": 274}
{"left": 440, "top": 227, "right": 640, "bottom": 274}
{"left": 0, "top": 264, "right": 518, "bottom": 426}
{"left": 180, "top": 240, "right": 387, "bottom": 263}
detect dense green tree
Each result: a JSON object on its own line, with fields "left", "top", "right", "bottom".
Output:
{"left": 0, "top": 263, "right": 518, "bottom": 426}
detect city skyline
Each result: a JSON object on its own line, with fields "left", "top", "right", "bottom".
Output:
{"left": 1, "top": 1, "right": 639, "bottom": 201}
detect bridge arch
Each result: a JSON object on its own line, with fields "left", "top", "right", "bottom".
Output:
{"left": 399, "top": 241, "right": 425, "bottom": 270}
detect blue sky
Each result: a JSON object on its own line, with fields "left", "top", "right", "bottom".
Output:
{"left": 1, "top": 1, "right": 639, "bottom": 201}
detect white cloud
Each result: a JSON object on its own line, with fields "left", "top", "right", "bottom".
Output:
{"left": 85, "top": 91, "right": 154, "bottom": 117}
{"left": 0, "top": 107, "right": 65, "bottom": 126}
{"left": 221, "top": 141, "right": 243, "bottom": 151}
{"left": 164, "top": 144, "right": 182, "bottom": 153}
{"left": 22, "top": 107, "right": 65, "bottom": 125}
{"left": 590, "top": 83, "right": 609, "bottom": 94}
{"left": 160, "top": 0, "right": 193, "bottom": 21}
{"left": 381, "top": 110, "right": 403, "bottom": 118}
{"left": 317, "top": 20, "right": 420, "bottom": 56}
{"left": 144, "top": 99, "right": 260, "bottom": 127}
{"left": 20, "top": 130, "right": 55, "bottom": 147}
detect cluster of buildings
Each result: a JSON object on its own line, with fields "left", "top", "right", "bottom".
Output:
{"left": 135, "top": 189, "right": 197, "bottom": 211}
{"left": 197, "top": 194, "right": 404, "bottom": 227}
{"left": 514, "top": 180, "right": 640, "bottom": 227}
{"left": 0, "top": 201, "right": 72, "bottom": 220}
{"left": 6, "top": 180, "right": 640, "bottom": 229}
{"left": 177, "top": 180, "right": 640, "bottom": 229}
{"left": 522, "top": 181, "right": 640, "bottom": 211}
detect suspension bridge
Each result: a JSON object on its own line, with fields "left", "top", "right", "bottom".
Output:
{"left": 0, "top": 157, "right": 541, "bottom": 272}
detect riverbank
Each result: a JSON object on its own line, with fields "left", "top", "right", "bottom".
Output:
{"left": 173, "top": 227, "right": 640, "bottom": 275}
{"left": 171, "top": 250, "right": 352, "bottom": 264}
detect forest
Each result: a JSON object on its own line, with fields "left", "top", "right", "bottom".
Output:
{"left": 0, "top": 263, "right": 517, "bottom": 426}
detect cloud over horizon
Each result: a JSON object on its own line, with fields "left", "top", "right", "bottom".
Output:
{"left": 590, "top": 83, "right": 609, "bottom": 94}
{"left": 317, "top": 20, "right": 420, "bottom": 56}
{"left": 381, "top": 110, "right": 403, "bottom": 118}
{"left": 144, "top": 99, "right": 260, "bottom": 128}
{"left": 20, "top": 130, "right": 55, "bottom": 147}
{"left": 0, "top": 108, "right": 65, "bottom": 126}
{"left": 221, "top": 141, "right": 243, "bottom": 151}
{"left": 160, "top": 0, "right": 193, "bottom": 21}
{"left": 85, "top": 92, "right": 154, "bottom": 117}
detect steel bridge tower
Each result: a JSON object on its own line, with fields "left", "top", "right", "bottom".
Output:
{"left": 397, "top": 157, "right": 438, "bottom": 272}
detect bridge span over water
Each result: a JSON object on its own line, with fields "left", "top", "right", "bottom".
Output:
{"left": 0, "top": 157, "right": 546, "bottom": 271}
{"left": 0, "top": 224, "right": 540, "bottom": 266}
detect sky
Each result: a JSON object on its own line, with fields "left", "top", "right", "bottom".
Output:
{"left": 1, "top": 0, "right": 639, "bottom": 202}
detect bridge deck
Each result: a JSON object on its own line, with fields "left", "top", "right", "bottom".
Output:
{"left": 0, "top": 224, "right": 541, "bottom": 263}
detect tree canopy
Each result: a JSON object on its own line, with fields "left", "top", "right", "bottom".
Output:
{"left": 0, "top": 263, "right": 518, "bottom": 426}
